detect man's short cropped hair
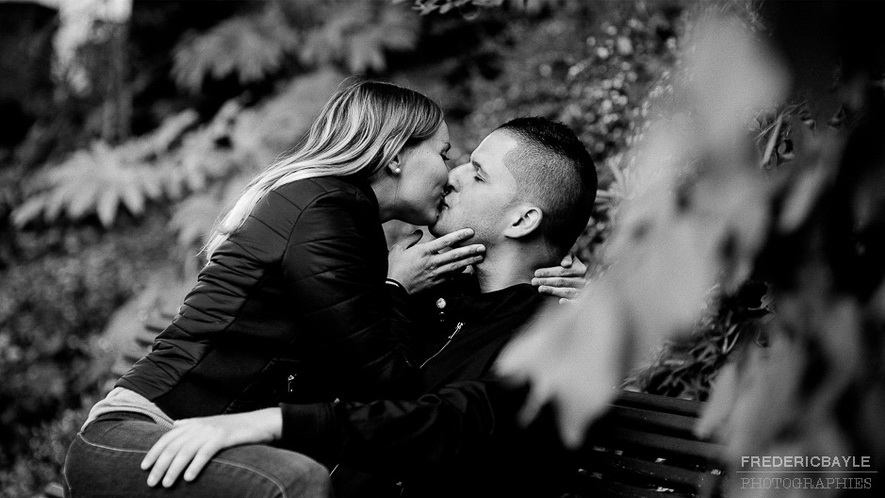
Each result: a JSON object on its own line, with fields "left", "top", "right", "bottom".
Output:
{"left": 496, "top": 117, "right": 597, "bottom": 256}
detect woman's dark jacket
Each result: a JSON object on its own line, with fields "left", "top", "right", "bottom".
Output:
{"left": 116, "top": 176, "right": 415, "bottom": 431}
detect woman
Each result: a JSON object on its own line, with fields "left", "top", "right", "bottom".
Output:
{"left": 64, "top": 80, "right": 486, "bottom": 498}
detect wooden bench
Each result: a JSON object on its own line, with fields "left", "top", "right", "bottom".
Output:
{"left": 44, "top": 316, "right": 727, "bottom": 498}
{"left": 563, "top": 391, "right": 726, "bottom": 497}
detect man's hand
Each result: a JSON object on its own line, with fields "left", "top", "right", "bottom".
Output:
{"left": 532, "top": 254, "right": 588, "bottom": 304}
{"left": 388, "top": 228, "right": 485, "bottom": 294}
{"left": 141, "top": 408, "right": 282, "bottom": 488}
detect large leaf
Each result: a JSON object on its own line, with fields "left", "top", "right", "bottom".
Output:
{"left": 172, "top": 9, "right": 299, "bottom": 93}
{"left": 169, "top": 174, "right": 252, "bottom": 250}
{"left": 301, "top": 1, "right": 418, "bottom": 72}
{"left": 12, "top": 107, "right": 231, "bottom": 229}
{"left": 154, "top": 101, "right": 247, "bottom": 200}
{"left": 169, "top": 192, "right": 224, "bottom": 250}
{"left": 231, "top": 70, "right": 343, "bottom": 167}
{"left": 12, "top": 142, "right": 163, "bottom": 228}
{"left": 495, "top": 282, "right": 631, "bottom": 446}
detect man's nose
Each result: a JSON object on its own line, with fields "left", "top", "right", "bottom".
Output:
{"left": 448, "top": 163, "right": 469, "bottom": 189}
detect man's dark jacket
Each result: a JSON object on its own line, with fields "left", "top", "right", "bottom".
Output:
{"left": 280, "top": 279, "right": 575, "bottom": 498}
{"left": 117, "top": 176, "right": 415, "bottom": 435}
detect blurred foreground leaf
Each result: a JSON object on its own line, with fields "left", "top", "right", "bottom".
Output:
{"left": 496, "top": 14, "right": 788, "bottom": 445}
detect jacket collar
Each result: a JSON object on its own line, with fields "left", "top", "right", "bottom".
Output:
{"left": 447, "top": 283, "right": 547, "bottom": 326}
{"left": 339, "top": 174, "right": 379, "bottom": 209}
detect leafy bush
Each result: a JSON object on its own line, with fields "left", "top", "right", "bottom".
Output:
{"left": 10, "top": 107, "right": 243, "bottom": 229}
{"left": 402, "top": 0, "right": 560, "bottom": 16}
{"left": 298, "top": 0, "right": 419, "bottom": 73}
{"left": 459, "top": 1, "right": 680, "bottom": 162}
{"left": 623, "top": 280, "right": 772, "bottom": 400}
{"left": 173, "top": 0, "right": 420, "bottom": 93}
{"left": 12, "top": 141, "right": 167, "bottom": 228}
{"left": 0, "top": 399, "right": 96, "bottom": 498}
{"left": 0, "top": 217, "right": 177, "bottom": 485}
{"left": 172, "top": 8, "right": 298, "bottom": 92}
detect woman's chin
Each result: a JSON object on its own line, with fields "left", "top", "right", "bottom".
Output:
{"left": 401, "top": 210, "right": 438, "bottom": 228}
{"left": 428, "top": 214, "right": 452, "bottom": 238}
{"left": 425, "top": 206, "right": 443, "bottom": 224}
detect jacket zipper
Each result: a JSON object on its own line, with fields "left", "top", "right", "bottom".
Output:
{"left": 419, "top": 322, "right": 464, "bottom": 369}
{"left": 328, "top": 322, "right": 464, "bottom": 488}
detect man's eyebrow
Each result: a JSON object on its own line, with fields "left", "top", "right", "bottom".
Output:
{"left": 472, "top": 160, "right": 493, "bottom": 181}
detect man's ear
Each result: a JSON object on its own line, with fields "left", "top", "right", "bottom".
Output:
{"left": 503, "top": 203, "right": 543, "bottom": 240}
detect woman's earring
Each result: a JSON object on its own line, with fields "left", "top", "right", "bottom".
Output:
{"left": 393, "top": 167, "right": 402, "bottom": 175}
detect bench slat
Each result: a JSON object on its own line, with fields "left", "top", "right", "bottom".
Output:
{"left": 597, "top": 405, "right": 700, "bottom": 437}
{"left": 582, "top": 451, "right": 713, "bottom": 489}
{"left": 592, "top": 427, "right": 723, "bottom": 463}
{"left": 569, "top": 475, "right": 696, "bottom": 498}
{"left": 613, "top": 391, "right": 703, "bottom": 418}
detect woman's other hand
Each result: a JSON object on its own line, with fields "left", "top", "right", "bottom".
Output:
{"left": 141, "top": 408, "right": 282, "bottom": 488}
{"left": 532, "top": 254, "right": 588, "bottom": 304}
{"left": 388, "top": 228, "right": 485, "bottom": 294}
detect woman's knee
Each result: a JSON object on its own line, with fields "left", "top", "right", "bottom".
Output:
{"left": 64, "top": 432, "right": 147, "bottom": 497}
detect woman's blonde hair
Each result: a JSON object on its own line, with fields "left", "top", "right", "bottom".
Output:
{"left": 204, "top": 79, "right": 444, "bottom": 258}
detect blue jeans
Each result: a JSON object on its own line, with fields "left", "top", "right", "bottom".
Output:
{"left": 64, "top": 412, "right": 332, "bottom": 498}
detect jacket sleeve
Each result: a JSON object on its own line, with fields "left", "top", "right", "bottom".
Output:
{"left": 277, "top": 378, "right": 525, "bottom": 474}
{"left": 264, "top": 185, "right": 417, "bottom": 401}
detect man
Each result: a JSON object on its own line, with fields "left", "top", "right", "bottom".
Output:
{"left": 280, "top": 116, "right": 598, "bottom": 497}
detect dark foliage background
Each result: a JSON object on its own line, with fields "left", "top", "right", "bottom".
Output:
{"left": 2, "top": 1, "right": 882, "bottom": 497}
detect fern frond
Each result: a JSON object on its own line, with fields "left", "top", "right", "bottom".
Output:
{"left": 301, "top": 2, "right": 418, "bottom": 72}
{"left": 172, "top": 12, "right": 299, "bottom": 93}
{"left": 12, "top": 142, "right": 163, "bottom": 228}
{"left": 169, "top": 174, "right": 251, "bottom": 249}
{"left": 96, "top": 189, "right": 119, "bottom": 227}
{"left": 11, "top": 198, "right": 46, "bottom": 228}
{"left": 169, "top": 192, "right": 223, "bottom": 249}
{"left": 158, "top": 104, "right": 244, "bottom": 197}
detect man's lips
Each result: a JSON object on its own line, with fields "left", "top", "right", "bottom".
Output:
{"left": 439, "top": 185, "right": 454, "bottom": 210}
